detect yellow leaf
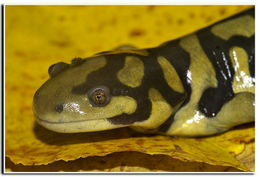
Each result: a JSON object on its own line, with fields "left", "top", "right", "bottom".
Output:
{"left": 5, "top": 152, "right": 243, "bottom": 172}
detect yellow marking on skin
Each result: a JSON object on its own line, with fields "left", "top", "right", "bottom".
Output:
{"left": 37, "top": 116, "right": 127, "bottom": 133}
{"left": 229, "top": 46, "right": 255, "bottom": 94}
{"left": 36, "top": 95, "right": 137, "bottom": 133}
{"left": 132, "top": 88, "right": 174, "bottom": 129}
{"left": 166, "top": 34, "right": 218, "bottom": 136}
{"left": 157, "top": 56, "right": 184, "bottom": 93}
{"left": 211, "top": 15, "right": 255, "bottom": 40}
{"left": 117, "top": 56, "right": 144, "bottom": 88}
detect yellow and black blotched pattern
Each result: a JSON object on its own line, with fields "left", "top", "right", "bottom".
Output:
{"left": 33, "top": 8, "right": 255, "bottom": 137}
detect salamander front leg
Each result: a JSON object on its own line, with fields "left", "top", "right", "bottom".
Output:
{"left": 164, "top": 92, "right": 254, "bottom": 137}
{"left": 206, "top": 92, "right": 254, "bottom": 134}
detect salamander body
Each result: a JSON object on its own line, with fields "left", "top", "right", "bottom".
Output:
{"left": 33, "top": 8, "right": 255, "bottom": 136}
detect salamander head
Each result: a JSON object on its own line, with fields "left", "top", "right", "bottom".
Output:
{"left": 33, "top": 54, "right": 144, "bottom": 133}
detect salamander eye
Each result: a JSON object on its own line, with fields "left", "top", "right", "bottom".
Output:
{"left": 88, "top": 86, "right": 110, "bottom": 107}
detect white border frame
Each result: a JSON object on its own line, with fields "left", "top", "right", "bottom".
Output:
{"left": 1, "top": 2, "right": 257, "bottom": 177}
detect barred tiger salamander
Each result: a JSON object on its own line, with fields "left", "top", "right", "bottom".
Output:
{"left": 33, "top": 8, "right": 255, "bottom": 136}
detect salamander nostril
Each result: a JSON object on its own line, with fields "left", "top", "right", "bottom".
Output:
{"left": 55, "top": 104, "right": 64, "bottom": 113}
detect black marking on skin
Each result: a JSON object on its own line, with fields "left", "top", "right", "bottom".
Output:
{"left": 149, "top": 40, "right": 191, "bottom": 132}
{"left": 72, "top": 50, "right": 185, "bottom": 125}
{"left": 197, "top": 35, "right": 235, "bottom": 118}
{"left": 197, "top": 9, "right": 254, "bottom": 118}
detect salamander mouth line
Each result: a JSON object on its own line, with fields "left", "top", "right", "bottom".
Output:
{"left": 36, "top": 116, "right": 107, "bottom": 124}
